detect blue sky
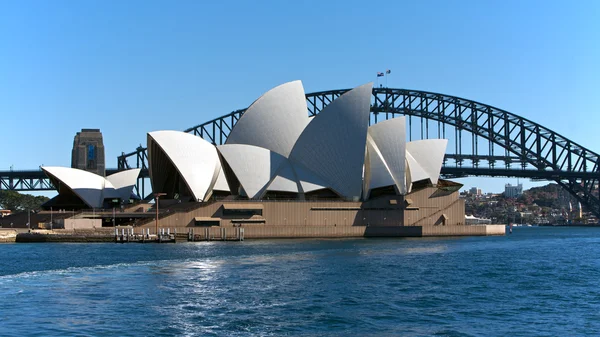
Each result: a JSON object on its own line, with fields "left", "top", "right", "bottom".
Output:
{"left": 1, "top": 0, "right": 599, "bottom": 195}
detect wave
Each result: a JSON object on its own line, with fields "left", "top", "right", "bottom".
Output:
{"left": 0, "top": 258, "right": 188, "bottom": 283}
{"left": 403, "top": 245, "right": 448, "bottom": 254}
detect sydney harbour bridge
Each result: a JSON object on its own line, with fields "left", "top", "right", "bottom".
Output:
{"left": 2, "top": 87, "right": 600, "bottom": 216}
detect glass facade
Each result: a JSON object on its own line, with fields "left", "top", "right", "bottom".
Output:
{"left": 87, "top": 144, "right": 96, "bottom": 169}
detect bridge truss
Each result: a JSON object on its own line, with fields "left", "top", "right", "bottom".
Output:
{"left": 0, "top": 170, "right": 54, "bottom": 191}
{"left": 114, "top": 87, "right": 600, "bottom": 216}
{"left": 4, "top": 87, "right": 598, "bottom": 216}
{"left": 0, "top": 169, "right": 131, "bottom": 193}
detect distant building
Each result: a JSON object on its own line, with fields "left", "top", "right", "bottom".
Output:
{"left": 469, "top": 187, "right": 482, "bottom": 196}
{"left": 504, "top": 183, "right": 523, "bottom": 198}
{"left": 71, "top": 129, "right": 105, "bottom": 176}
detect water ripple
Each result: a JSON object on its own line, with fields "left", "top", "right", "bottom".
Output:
{"left": 1, "top": 228, "right": 600, "bottom": 336}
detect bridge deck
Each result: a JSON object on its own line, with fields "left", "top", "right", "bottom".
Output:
{"left": 1, "top": 166, "right": 597, "bottom": 192}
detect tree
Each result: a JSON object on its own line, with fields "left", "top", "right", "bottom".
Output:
{"left": 0, "top": 191, "right": 49, "bottom": 212}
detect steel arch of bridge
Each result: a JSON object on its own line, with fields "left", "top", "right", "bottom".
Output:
{"left": 117, "top": 88, "right": 600, "bottom": 216}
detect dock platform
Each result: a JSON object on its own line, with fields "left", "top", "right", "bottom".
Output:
{"left": 114, "top": 228, "right": 176, "bottom": 243}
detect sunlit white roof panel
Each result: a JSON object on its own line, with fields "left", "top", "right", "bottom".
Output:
{"left": 368, "top": 117, "right": 407, "bottom": 194}
{"left": 364, "top": 136, "right": 395, "bottom": 198}
{"left": 290, "top": 162, "right": 328, "bottom": 193}
{"left": 266, "top": 160, "right": 299, "bottom": 193}
{"left": 106, "top": 169, "right": 141, "bottom": 201}
{"left": 217, "top": 144, "right": 287, "bottom": 199}
{"left": 406, "top": 139, "right": 447, "bottom": 190}
{"left": 148, "top": 130, "right": 221, "bottom": 201}
{"left": 226, "top": 80, "right": 310, "bottom": 158}
{"left": 289, "top": 83, "right": 373, "bottom": 200}
{"left": 405, "top": 151, "right": 428, "bottom": 193}
{"left": 212, "top": 166, "right": 230, "bottom": 192}
{"left": 41, "top": 166, "right": 107, "bottom": 208}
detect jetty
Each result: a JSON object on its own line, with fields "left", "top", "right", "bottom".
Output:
{"left": 114, "top": 227, "right": 176, "bottom": 243}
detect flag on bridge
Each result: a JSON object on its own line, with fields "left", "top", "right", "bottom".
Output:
{"left": 377, "top": 72, "right": 384, "bottom": 77}
{"left": 386, "top": 69, "right": 391, "bottom": 74}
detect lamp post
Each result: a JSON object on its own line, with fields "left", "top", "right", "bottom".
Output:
{"left": 154, "top": 193, "right": 166, "bottom": 235}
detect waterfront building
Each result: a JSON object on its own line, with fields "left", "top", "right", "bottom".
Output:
{"left": 148, "top": 82, "right": 451, "bottom": 203}
{"left": 38, "top": 81, "right": 502, "bottom": 236}
{"left": 504, "top": 183, "right": 523, "bottom": 198}
{"left": 142, "top": 81, "right": 470, "bottom": 233}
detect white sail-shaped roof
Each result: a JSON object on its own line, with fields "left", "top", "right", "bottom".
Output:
{"left": 106, "top": 169, "right": 141, "bottom": 201}
{"left": 41, "top": 166, "right": 108, "bottom": 208}
{"left": 364, "top": 136, "right": 396, "bottom": 198}
{"left": 405, "top": 151, "right": 428, "bottom": 193}
{"left": 266, "top": 160, "right": 299, "bottom": 193}
{"left": 367, "top": 117, "right": 407, "bottom": 194}
{"left": 406, "top": 139, "right": 447, "bottom": 188}
{"left": 217, "top": 144, "right": 287, "bottom": 199}
{"left": 289, "top": 83, "right": 373, "bottom": 200}
{"left": 225, "top": 80, "right": 310, "bottom": 158}
{"left": 148, "top": 130, "right": 221, "bottom": 201}
{"left": 290, "top": 162, "right": 328, "bottom": 193}
{"left": 212, "top": 166, "right": 230, "bottom": 192}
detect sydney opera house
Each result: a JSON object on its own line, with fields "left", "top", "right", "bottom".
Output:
{"left": 42, "top": 167, "right": 141, "bottom": 209}
{"left": 40, "top": 81, "right": 502, "bottom": 237}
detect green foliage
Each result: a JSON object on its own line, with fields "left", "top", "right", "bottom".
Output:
{"left": 0, "top": 191, "right": 49, "bottom": 212}
{"left": 524, "top": 184, "right": 559, "bottom": 208}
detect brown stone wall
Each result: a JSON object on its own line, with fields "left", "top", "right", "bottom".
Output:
{"left": 422, "top": 224, "right": 505, "bottom": 236}
{"left": 154, "top": 224, "right": 503, "bottom": 239}
{"left": 139, "top": 187, "right": 470, "bottom": 237}
{"left": 401, "top": 187, "right": 465, "bottom": 227}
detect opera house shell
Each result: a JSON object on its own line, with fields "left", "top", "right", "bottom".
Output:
{"left": 148, "top": 81, "right": 451, "bottom": 203}
{"left": 41, "top": 167, "right": 141, "bottom": 209}
{"left": 32, "top": 80, "right": 507, "bottom": 236}
{"left": 142, "top": 80, "right": 470, "bottom": 233}
{"left": 35, "top": 80, "right": 499, "bottom": 236}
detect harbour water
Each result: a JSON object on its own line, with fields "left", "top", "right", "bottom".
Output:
{"left": 1, "top": 227, "right": 599, "bottom": 336}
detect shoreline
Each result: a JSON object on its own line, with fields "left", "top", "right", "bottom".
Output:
{"left": 1, "top": 224, "right": 505, "bottom": 243}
